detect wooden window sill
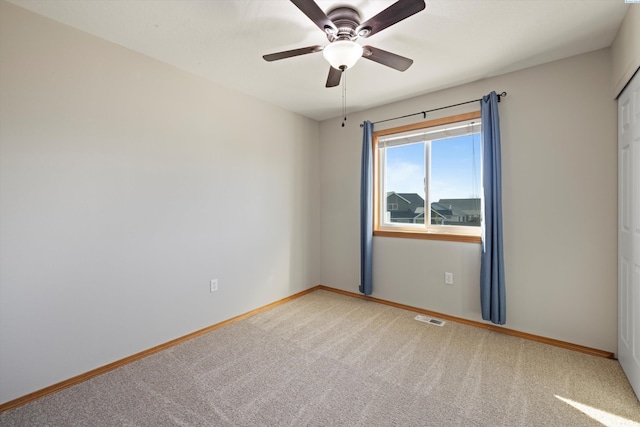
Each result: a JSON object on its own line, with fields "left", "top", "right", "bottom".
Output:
{"left": 373, "top": 229, "right": 482, "bottom": 243}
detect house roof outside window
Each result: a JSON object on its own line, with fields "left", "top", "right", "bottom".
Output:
{"left": 385, "top": 193, "right": 481, "bottom": 225}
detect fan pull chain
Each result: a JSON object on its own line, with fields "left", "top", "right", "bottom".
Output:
{"left": 341, "top": 70, "right": 347, "bottom": 127}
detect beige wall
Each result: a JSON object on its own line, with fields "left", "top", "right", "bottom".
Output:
{"left": 612, "top": 5, "right": 640, "bottom": 97}
{"left": 320, "top": 49, "right": 617, "bottom": 354}
{"left": 0, "top": 1, "right": 320, "bottom": 404}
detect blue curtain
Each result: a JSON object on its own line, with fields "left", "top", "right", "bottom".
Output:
{"left": 480, "top": 92, "right": 506, "bottom": 324}
{"left": 360, "top": 121, "right": 373, "bottom": 295}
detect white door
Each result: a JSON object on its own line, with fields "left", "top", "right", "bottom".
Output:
{"left": 619, "top": 69, "right": 640, "bottom": 398}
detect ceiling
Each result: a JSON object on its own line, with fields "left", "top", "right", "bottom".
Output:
{"left": 7, "top": 0, "right": 629, "bottom": 121}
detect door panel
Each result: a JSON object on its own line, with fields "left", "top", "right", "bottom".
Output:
{"left": 619, "top": 69, "right": 640, "bottom": 398}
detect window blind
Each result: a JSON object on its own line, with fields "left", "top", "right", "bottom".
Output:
{"left": 377, "top": 120, "right": 481, "bottom": 148}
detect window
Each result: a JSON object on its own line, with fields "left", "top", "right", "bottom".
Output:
{"left": 373, "top": 111, "right": 482, "bottom": 243}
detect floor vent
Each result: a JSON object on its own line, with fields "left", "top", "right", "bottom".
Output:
{"left": 415, "top": 314, "right": 446, "bottom": 326}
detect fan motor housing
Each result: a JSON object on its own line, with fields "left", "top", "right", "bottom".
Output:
{"left": 326, "top": 7, "right": 361, "bottom": 41}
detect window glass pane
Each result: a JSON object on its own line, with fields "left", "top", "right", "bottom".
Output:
{"left": 374, "top": 113, "right": 483, "bottom": 240}
{"left": 383, "top": 142, "right": 425, "bottom": 224}
{"left": 430, "top": 134, "right": 481, "bottom": 227}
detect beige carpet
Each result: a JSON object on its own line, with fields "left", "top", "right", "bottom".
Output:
{"left": 1, "top": 289, "right": 639, "bottom": 426}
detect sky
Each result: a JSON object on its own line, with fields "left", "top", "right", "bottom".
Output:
{"left": 385, "top": 133, "right": 481, "bottom": 203}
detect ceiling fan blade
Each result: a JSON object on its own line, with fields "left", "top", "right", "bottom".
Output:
{"left": 263, "top": 45, "right": 323, "bottom": 62}
{"left": 290, "top": 0, "right": 337, "bottom": 34}
{"left": 362, "top": 46, "right": 413, "bottom": 71}
{"left": 326, "top": 66, "right": 342, "bottom": 88}
{"left": 356, "top": 0, "right": 425, "bottom": 38}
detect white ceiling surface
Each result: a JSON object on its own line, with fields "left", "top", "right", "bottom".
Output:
{"left": 8, "top": 0, "right": 629, "bottom": 121}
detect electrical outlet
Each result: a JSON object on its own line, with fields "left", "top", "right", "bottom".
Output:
{"left": 445, "top": 272, "right": 453, "bottom": 285}
{"left": 210, "top": 279, "right": 218, "bottom": 292}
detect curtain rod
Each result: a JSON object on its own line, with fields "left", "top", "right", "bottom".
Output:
{"left": 360, "top": 91, "right": 507, "bottom": 127}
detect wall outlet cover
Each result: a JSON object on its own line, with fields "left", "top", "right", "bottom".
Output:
{"left": 445, "top": 272, "right": 453, "bottom": 285}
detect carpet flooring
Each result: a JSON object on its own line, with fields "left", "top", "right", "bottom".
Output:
{"left": 1, "top": 289, "right": 639, "bottom": 426}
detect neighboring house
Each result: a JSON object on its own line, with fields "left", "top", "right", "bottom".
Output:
{"left": 386, "top": 193, "right": 481, "bottom": 226}
{"left": 432, "top": 198, "right": 481, "bottom": 226}
{"left": 386, "top": 192, "right": 425, "bottom": 224}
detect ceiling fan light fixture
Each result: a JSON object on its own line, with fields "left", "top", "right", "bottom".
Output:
{"left": 323, "top": 40, "right": 363, "bottom": 70}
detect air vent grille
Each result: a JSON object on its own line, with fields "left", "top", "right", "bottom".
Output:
{"left": 415, "top": 314, "right": 446, "bottom": 326}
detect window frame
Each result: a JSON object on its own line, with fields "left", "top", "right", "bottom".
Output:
{"left": 373, "top": 111, "right": 482, "bottom": 244}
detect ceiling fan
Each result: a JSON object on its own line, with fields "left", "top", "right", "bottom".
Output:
{"left": 263, "top": 0, "right": 426, "bottom": 88}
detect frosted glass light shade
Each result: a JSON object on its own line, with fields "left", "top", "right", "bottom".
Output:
{"left": 322, "top": 40, "right": 363, "bottom": 70}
